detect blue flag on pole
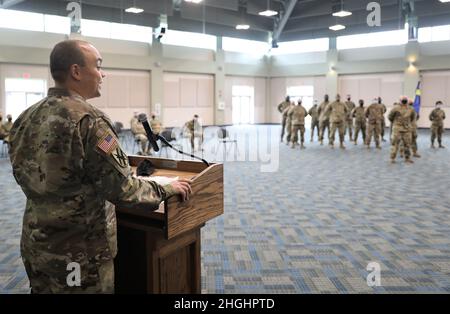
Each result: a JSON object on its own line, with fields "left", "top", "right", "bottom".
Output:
{"left": 413, "top": 81, "right": 421, "bottom": 114}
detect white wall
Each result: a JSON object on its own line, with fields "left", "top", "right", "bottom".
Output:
{"left": 163, "top": 72, "right": 214, "bottom": 127}
{"left": 420, "top": 70, "right": 450, "bottom": 128}
{"left": 224, "top": 76, "right": 268, "bottom": 125}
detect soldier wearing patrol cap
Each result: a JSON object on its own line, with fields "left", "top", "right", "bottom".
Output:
{"left": 8, "top": 40, "right": 192, "bottom": 293}
{"left": 308, "top": 100, "right": 320, "bottom": 142}
{"left": 429, "top": 101, "right": 446, "bottom": 148}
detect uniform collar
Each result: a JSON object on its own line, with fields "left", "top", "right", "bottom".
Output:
{"left": 47, "top": 88, "right": 86, "bottom": 102}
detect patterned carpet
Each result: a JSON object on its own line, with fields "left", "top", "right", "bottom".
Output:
{"left": 1, "top": 126, "right": 449, "bottom": 294}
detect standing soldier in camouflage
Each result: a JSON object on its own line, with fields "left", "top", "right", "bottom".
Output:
{"left": 308, "top": 100, "right": 320, "bottom": 142}
{"left": 278, "top": 96, "right": 291, "bottom": 142}
{"left": 282, "top": 101, "right": 295, "bottom": 145}
{"left": 185, "top": 114, "right": 203, "bottom": 152}
{"left": 429, "top": 101, "right": 446, "bottom": 148}
{"left": 0, "top": 113, "right": 6, "bottom": 140}
{"left": 388, "top": 96, "right": 416, "bottom": 163}
{"left": 365, "top": 98, "right": 384, "bottom": 149}
{"left": 317, "top": 94, "right": 330, "bottom": 145}
{"left": 409, "top": 99, "right": 421, "bottom": 158}
{"left": 352, "top": 99, "right": 367, "bottom": 145}
{"left": 289, "top": 99, "right": 308, "bottom": 149}
{"left": 8, "top": 40, "right": 192, "bottom": 294}
{"left": 345, "top": 95, "right": 356, "bottom": 141}
{"left": 378, "top": 97, "right": 387, "bottom": 142}
{"left": 325, "top": 94, "right": 348, "bottom": 149}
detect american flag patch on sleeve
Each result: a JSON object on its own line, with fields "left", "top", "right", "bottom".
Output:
{"left": 97, "top": 133, "right": 118, "bottom": 154}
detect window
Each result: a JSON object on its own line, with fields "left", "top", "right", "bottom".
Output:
{"left": 44, "top": 14, "right": 70, "bottom": 34}
{"left": 0, "top": 9, "right": 44, "bottom": 32}
{"left": 223, "top": 37, "right": 269, "bottom": 56}
{"left": 80, "top": 19, "right": 152, "bottom": 43}
{"left": 337, "top": 29, "right": 408, "bottom": 50}
{"left": 5, "top": 78, "right": 47, "bottom": 120}
{"left": 418, "top": 25, "right": 450, "bottom": 43}
{"left": 161, "top": 29, "right": 216, "bottom": 50}
{"left": 271, "top": 38, "right": 329, "bottom": 55}
{"left": 232, "top": 86, "right": 254, "bottom": 125}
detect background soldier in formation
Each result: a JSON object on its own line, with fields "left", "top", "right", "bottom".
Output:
{"left": 409, "top": 99, "right": 421, "bottom": 158}
{"left": 0, "top": 113, "right": 6, "bottom": 140}
{"left": 429, "top": 101, "right": 446, "bottom": 148}
{"left": 352, "top": 99, "right": 367, "bottom": 145}
{"left": 308, "top": 100, "right": 320, "bottom": 142}
{"left": 326, "top": 94, "right": 348, "bottom": 149}
{"left": 278, "top": 96, "right": 291, "bottom": 142}
{"left": 289, "top": 99, "right": 308, "bottom": 149}
{"left": 282, "top": 101, "right": 294, "bottom": 145}
{"left": 318, "top": 94, "right": 330, "bottom": 145}
{"left": 345, "top": 95, "right": 356, "bottom": 141}
{"left": 388, "top": 97, "right": 416, "bottom": 163}
{"left": 365, "top": 98, "right": 384, "bottom": 149}
{"left": 378, "top": 97, "right": 387, "bottom": 142}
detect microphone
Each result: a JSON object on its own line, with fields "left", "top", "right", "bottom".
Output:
{"left": 138, "top": 113, "right": 160, "bottom": 152}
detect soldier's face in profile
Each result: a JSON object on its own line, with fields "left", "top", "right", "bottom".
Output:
{"left": 79, "top": 44, "right": 105, "bottom": 99}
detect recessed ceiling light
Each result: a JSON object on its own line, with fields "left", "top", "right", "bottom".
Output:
{"left": 439, "top": 0, "right": 450, "bottom": 3}
{"left": 332, "top": 10, "right": 352, "bottom": 17}
{"left": 329, "top": 24, "right": 346, "bottom": 31}
{"left": 185, "top": 0, "right": 203, "bottom": 3}
{"left": 259, "top": 10, "right": 278, "bottom": 17}
{"left": 125, "top": 7, "right": 144, "bottom": 14}
{"left": 236, "top": 24, "right": 250, "bottom": 30}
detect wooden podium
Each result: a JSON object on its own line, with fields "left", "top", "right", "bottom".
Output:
{"left": 113, "top": 156, "right": 223, "bottom": 294}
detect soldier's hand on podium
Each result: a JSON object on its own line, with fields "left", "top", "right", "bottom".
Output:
{"left": 170, "top": 178, "right": 193, "bottom": 201}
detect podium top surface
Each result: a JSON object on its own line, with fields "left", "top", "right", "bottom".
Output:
{"left": 116, "top": 156, "right": 224, "bottom": 239}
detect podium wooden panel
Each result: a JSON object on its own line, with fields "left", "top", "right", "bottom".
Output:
{"left": 114, "top": 156, "right": 223, "bottom": 294}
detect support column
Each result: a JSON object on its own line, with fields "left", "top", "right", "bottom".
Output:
{"left": 404, "top": 41, "right": 421, "bottom": 98}
{"left": 214, "top": 37, "right": 225, "bottom": 125}
{"left": 151, "top": 39, "right": 164, "bottom": 120}
{"left": 326, "top": 37, "right": 338, "bottom": 98}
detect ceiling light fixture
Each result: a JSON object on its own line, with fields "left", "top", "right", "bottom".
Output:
{"left": 236, "top": 24, "right": 250, "bottom": 30}
{"left": 439, "top": 0, "right": 450, "bottom": 3}
{"left": 125, "top": 7, "right": 144, "bottom": 14}
{"left": 332, "top": 0, "right": 352, "bottom": 17}
{"left": 329, "top": 24, "right": 346, "bottom": 31}
{"left": 185, "top": 0, "right": 203, "bottom": 3}
{"left": 259, "top": 1, "right": 278, "bottom": 17}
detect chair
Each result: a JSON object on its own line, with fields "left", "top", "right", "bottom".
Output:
{"left": 159, "top": 128, "right": 182, "bottom": 158}
{"left": 0, "top": 139, "right": 9, "bottom": 158}
{"left": 215, "top": 127, "right": 238, "bottom": 160}
{"left": 114, "top": 122, "right": 128, "bottom": 150}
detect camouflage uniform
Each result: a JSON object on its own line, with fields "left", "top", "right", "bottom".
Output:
{"left": 278, "top": 101, "right": 291, "bottom": 142}
{"left": 352, "top": 106, "right": 366, "bottom": 144}
{"left": 410, "top": 109, "right": 420, "bottom": 156}
{"left": 2, "top": 116, "right": 13, "bottom": 143}
{"left": 345, "top": 100, "right": 356, "bottom": 141}
{"left": 365, "top": 102, "right": 384, "bottom": 148}
{"left": 317, "top": 100, "right": 330, "bottom": 144}
{"left": 130, "top": 117, "right": 149, "bottom": 154}
{"left": 288, "top": 104, "right": 308, "bottom": 148}
{"left": 0, "top": 114, "right": 6, "bottom": 140}
{"left": 150, "top": 117, "right": 163, "bottom": 135}
{"left": 325, "top": 100, "right": 348, "bottom": 147}
{"left": 185, "top": 119, "right": 203, "bottom": 151}
{"left": 429, "top": 108, "right": 446, "bottom": 147}
{"left": 282, "top": 104, "right": 294, "bottom": 144}
{"left": 388, "top": 103, "right": 416, "bottom": 162}
{"left": 380, "top": 103, "right": 387, "bottom": 141}
{"left": 8, "top": 88, "right": 176, "bottom": 293}
{"left": 308, "top": 105, "right": 319, "bottom": 142}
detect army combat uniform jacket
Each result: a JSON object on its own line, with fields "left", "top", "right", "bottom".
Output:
{"left": 9, "top": 88, "right": 176, "bottom": 293}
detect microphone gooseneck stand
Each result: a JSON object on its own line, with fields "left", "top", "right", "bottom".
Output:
{"left": 157, "top": 134, "right": 210, "bottom": 167}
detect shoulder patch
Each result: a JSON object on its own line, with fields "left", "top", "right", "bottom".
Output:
{"left": 97, "top": 132, "right": 118, "bottom": 155}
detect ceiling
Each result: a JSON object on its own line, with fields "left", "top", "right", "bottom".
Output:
{"left": 1, "top": 0, "right": 450, "bottom": 43}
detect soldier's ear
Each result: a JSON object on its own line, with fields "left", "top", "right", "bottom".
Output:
{"left": 70, "top": 64, "right": 82, "bottom": 82}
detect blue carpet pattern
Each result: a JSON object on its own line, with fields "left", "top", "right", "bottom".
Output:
{"left": 1, "top": 126, "right": 449, "bottom": 294}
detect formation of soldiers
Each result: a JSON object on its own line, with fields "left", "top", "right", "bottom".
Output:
{"left": 0, "top": 113, "right": 13, "bottom": 143}
{"left": 278, "top": 94, "right": 446, "bottom": 163}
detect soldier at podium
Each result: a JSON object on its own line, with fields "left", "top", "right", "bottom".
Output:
{"left": 8, "top": 39, "right": 192, "bottom": 294}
